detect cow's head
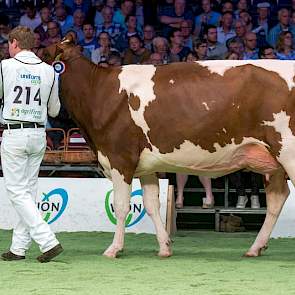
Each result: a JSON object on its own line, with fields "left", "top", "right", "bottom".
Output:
{"left": 43, "top": 33, "right": 83, "bottom": 65}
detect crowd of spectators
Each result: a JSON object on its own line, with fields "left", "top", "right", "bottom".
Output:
{"left": 0, "top": 0, "right": 291, "bottom": 209}
{"left": 1, "top": 0, "right": 295, "bottom": 65}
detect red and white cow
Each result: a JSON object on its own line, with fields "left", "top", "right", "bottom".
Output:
{"left": 44, "top": 36, "right": 294, "bottom": 258}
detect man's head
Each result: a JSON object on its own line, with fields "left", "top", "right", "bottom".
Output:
{"left": 121, "top": 0, "right": 134, "bottom": 16}
{"left": 73, "top": 9, "right": 85, "bottom": 27}
{"left": 257, "top": 2, "right": 270, "bottom": 19}
{"left": 8, "top": 26, "right": 35, "bottom": 57}
{"left": 259, "top": 45, "right": 276, "bottom": 59}
{"left": 234, "top": 19, "right": 246, "bottom": 38}
{"left": 201, "top": 0, "right": 212, "bottom": 14}
{"left": 125, "top": 14, "right": 137, "bottom": 30}
{"left": 149, "top": 52, "right": 163, "bottom": 65}
{"left": 180, "top": 20, "right": 192, "bottom": 38}
{"left": 47, "top": 21, "right": 60, "bottom": 38}
{"left": 82, "top": 22, "right": 95, "bottom": 39}
{"left": 153, "top": 36, "right": 168, "bottom": 53}
{"left": 278, "top": 8, "right": 290, "bottom": 26}
{"left": 221, "top": 12, "right": 233, "bottom": 29}
{"left": 239, "top": 10, "right": 252, "bottom": 25}
{"left": 203, "top": 25, "right": 217, "bottom": 44}
{"left": 222, "top": 1, "right": 233, "bottom": 13}
{"left": 102, "top": 6, "right": 114, "bottom": 23}
{"left": 174, "top": 0, "right": 186, "bottom": 15}
{"left": 244, "top": 31, "right": 257, "bottom": 50}
{"left": 169, "top": 29, "right": 184, "bottom": 46}
{"left": 40, "top": 7, "right": 51, "bottom": 24}
{"left": 129, "top": 35, "right": 143, "bottom": 52}
{"left": 227, "top": 37, "right": 244, "bottom": 56}
{"left": 143, "top": 24, "right": 155, "bottom": 41}
{"left": 25, "top": 2, "right": 37, "bottom": 20}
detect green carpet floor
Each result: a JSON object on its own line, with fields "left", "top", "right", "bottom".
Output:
{"left": 0, "top": 230, "right": 294, "bottom": 295}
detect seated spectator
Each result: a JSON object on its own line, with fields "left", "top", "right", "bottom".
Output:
{"left": 203, "top": 24, "right": 227, "bottom": 59}
{"left": 79, "top": 22, "right": 98, "bottom": 55}
{"left": 234, "top": 0, "right": 249, "bottom": 19}
{"left": 258, "top": 44, "right": 277, "bottom": 58}
{"left": 229, "top": 172, "right": 262, "bottom": 209}
{"left": 176, "top": 174, "right": 215, "bottom": 209}
{"left": 0, "top": 40, "right": 9, "bottom": 61}
{"left": 252, "top": 2, "right": 275, "bottom": 48}
{"left": 19, "top": 1, "right": 42, "bottom": 30}
{"left": 113, "top": 0, "right": 135, "bottom": 31}
{"left": 168, "top": 28, "right": 190, "bottom": 61}
{"left": 221, "top": 1, "right": 234, "bottom": 13}
{"left": 268, "top": 8, "right": 295, "bottom": 47}
{"left": 275, "top": 31, "right": 295, "bottom": 60}
{"left": 32, "top": 31, "right": 45, "bottom": 58}
{"left": 106, "top": 0, "right": 118, "bottom": 11}
{"left": 0, "top": 13, "right": 11, "bottom": 42}
{"left": 115, "top": 14, "right": 142, "bottom": 52}
{"left": 152, "top": 36, "right": 178, "bottom": 63}
{"left": 96, "top": 5, "right": 122, "bottom": 43}
{"left": 226, "top": 36, "right": 245, "bottom": 59}
{"left": 42, "top": 20, "right": 62, "bottom": 47}
{"left": 91, "top": 31, "right": 119, "bottom": 64}
{"left": 185, "top": 51, "right": 198, "bottom": 62}
{"left": 123, "top": 34, "right": 151, "bottom": 64}
{"left": 159, "top": 0, "right": 194, "bottom": 38}
{"left": 180, "top": 19, "right": 194, "bottom": 49}
{"left": 108, "top": 51, "right": 122, "bottom": 66}
{"left": 192, "top": 38, "right": 208, "bottom": 60}
{"left": 55, "top": 4, "right": 74, "bottom": 36}
{"left": 233, "top": 19, "right": 247, "bottom": 40}
{"left": 195, "top": 0, "right": 221, "bottom": 37}
{"left": 243, "top": 31, "right": 259, "bottom": 59}
{"left": 143, "top": 24, "right": 156, "bottom": 51}
{"left": 67, "top": 9, "right": 85, "bottom": 42}
{"left": 34, "top": 6, "right": 52, "bottom": 42}
{"left": 148, "top": 52, "right": 164, "bottom": 65}
{"left": 217, "top": 11, "right": 236, "bottom": 45}
{"left": 239, "top": 10, "right": 253, "bottom": 32}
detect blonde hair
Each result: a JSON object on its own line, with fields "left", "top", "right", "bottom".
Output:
{"left": 8, "top": 26, "right": 35, "bottom": 50}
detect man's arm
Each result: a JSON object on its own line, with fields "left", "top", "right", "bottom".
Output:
{"left": 47, "top": 72, "right": 61, "bottom": 118}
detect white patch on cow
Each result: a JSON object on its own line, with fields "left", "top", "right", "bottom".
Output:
{"left": 135, "top": 137, "right": 268, "bottom": 177}
{"left": 169, "top": 79, "right": 175, "bottom": 84}
{"left": 97, "top": 150, "right": 111, "bottom": 177}
{"left": 196, "top": 60, "right": 295, "bottom": 91}
{"left": 118, "top": 65, "right": 156, "bottom": 140}
{"left": 202, "top": 102, "right": 210, "bottom": 111}
{"left": 262, "top": 111, "right": 295, "bottom": 163}
{"left": 223, "top": 128, "right": 227, "bottom": 133}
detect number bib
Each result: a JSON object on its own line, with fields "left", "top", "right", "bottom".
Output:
{"left": 1, "top": 58, "right": 55, "bottom": 123}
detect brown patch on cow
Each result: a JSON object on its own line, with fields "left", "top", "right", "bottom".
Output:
{"left": 51, "top": 52, "right": 151, "bottom": 184}
{"left": 144, "top": 62, "right": 289, "bottom": 159}
{"left": 129, "top": 94, "right": 140, "bottom": 111}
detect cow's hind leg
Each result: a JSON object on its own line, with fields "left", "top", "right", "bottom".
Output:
{"left": 103, "top": 169, "right": 131, "bottom": 258}
{"left": 140, "top": 174, "right": 172, "bottom": 257}
{"left": 244, "top": 168, "right": 289, "bottom": 257}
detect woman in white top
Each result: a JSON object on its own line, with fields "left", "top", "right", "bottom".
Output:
{"left": 91, "top": 31, "right": 119, "bottom": 64}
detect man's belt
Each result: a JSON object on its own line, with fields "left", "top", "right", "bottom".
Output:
{"left": 3, "top": 122, "right": 45, "bottom": 129}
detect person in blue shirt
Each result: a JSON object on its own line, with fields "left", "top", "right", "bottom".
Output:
{"left": 275, "top": 31, "right": 295, "bottom": 60}
{"left": 79, "top": 22, "right": 99, "bottom": 55}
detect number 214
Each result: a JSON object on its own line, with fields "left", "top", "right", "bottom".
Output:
{"left": 13, "top": 86, "right": 41, "bottom": 106}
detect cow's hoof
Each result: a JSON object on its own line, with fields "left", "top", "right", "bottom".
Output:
{"left": 158, "top": 249, "right": 172, "bottom": 258}
{"left": 103, "top": 246, "right": 122, "bottom": 258}
{"left": 243, "top": 245, "right": 268, "bottom": 257}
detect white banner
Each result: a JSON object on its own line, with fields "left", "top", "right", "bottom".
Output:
{"left": 271, "top": 181, "right": 295, "bottom": 238}
{"left": 0, "top": 178, "right": 169, "bottom": 234}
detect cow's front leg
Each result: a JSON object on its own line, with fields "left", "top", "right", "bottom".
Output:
{"left": 244, "top": 169, "right": 289, "bottom": 257}
{"left": 103, "top": 169, "right": 131, "bottom": 258}
{"left": 140, "top": 174, "right": 172, "bottom": 257}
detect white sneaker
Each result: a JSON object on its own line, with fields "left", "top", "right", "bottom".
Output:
{"left": 236, "top": 196, "right": 248, "bottom": 209}
{"left": 251, "top": 195, "right": 260, "bottom": 209}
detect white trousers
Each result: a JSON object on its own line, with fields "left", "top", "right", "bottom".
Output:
{"left": 1, "top": 127, "right": 59, "bottom": 256}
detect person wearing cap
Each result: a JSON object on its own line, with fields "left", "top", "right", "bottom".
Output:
{"left": 0, "top": 26, "right": 63, "bottom": 262}
{"left": 252, "top": 2, "right": 275, "bottom": 47}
